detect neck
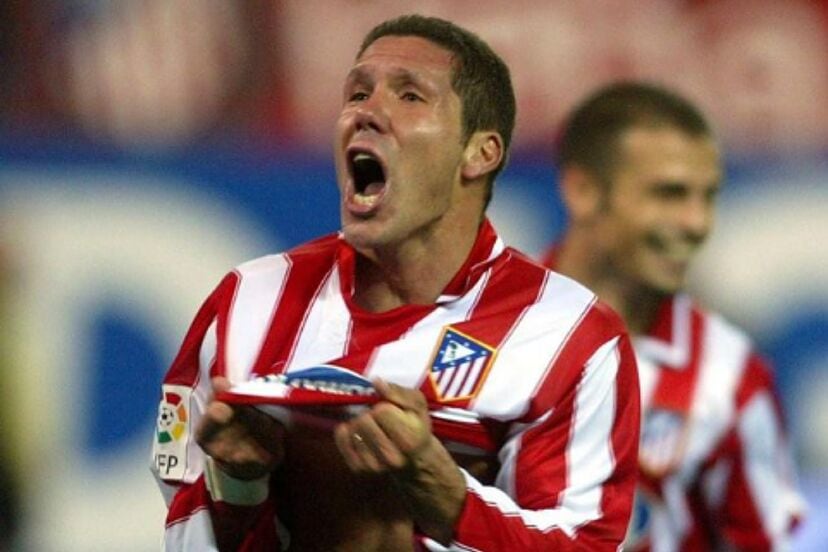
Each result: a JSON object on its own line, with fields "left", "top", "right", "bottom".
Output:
{"left": 555, "top": 231, "right": 664, "bottom": 335}
{"left": 354, "top": 214, "right": 484, "bottom": 313}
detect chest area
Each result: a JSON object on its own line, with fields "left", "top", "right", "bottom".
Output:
{"left": 635, "top": 353, "right": 741, "bottom": 481}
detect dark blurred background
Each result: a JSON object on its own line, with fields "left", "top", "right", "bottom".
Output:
{"left": 0, "top": 1, "right": 826, "bottom": 550}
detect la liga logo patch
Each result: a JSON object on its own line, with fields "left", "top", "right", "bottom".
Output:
{"left": 157, "top": 389, "right": 188, "bottom": 444}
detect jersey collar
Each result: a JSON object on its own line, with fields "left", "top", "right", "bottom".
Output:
{"left": 335, "top": 218, "right": 504, "bottom": 307}
{"left": 634, "top": 293, "right": 693, "bottom": 370}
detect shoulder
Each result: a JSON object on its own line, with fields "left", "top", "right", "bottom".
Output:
{"left": 497, "top": 248, "right": 629, "bottom": 345}
{"left": 685, "top": 296, "right": 776, "bottom": 411}
{"left": 693, "top": 298, "right": 755, "bottom": 350}
{"left": 500, "top": 246, "right": 599, "bottom": 306}
{"left": 233, "top": 232, "right": 340, "bottom": 278}
{"left": 688, "top": 296, "right": 768, "bottom": 374}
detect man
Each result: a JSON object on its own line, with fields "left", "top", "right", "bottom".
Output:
{"left": 542, "top": 82, "right": 806, "bottom": 551}
{"left": 152, "top": 15, "right": 640, "bottom": 551}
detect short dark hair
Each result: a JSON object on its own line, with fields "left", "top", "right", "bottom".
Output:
{"left": 359, "top": 15, "right": 516, "bottom": 192}
{"left": 557, "top": 81, "right": 713, "bottom": 184}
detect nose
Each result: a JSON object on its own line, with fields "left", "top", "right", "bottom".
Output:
{"left": 352, "top": 92, "right": 389, "bottom": 134}
{"left": 680, "top": 195, "right": 714, "bottom": 243}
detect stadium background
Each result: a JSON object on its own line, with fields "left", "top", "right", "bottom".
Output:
{"left": 0, "top": 1, "right": 825, "bottom": 550}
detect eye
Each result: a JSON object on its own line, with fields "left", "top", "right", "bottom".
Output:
{"left": 401, "top": 91, "right": 423, "bottom": 102}
{"left": 348, "top": 91, "right": 369, "bottom": 102}
{"left": 651, "top": 183, "right": 688, "bottom": 201}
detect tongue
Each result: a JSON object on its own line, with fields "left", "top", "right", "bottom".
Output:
{"left": 362, "top": 182, "right": 385, "bottom": 196}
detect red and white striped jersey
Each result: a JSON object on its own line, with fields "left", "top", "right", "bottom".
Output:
{"left": 624, "top": 294, "right": 806, "bottom": 552}
{"left": 152, "top": 220, "right": 641, "bottom": 551}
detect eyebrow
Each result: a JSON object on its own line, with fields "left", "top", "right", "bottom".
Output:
{"left": 345, "top": 65, "right": 430, "bottom": 89}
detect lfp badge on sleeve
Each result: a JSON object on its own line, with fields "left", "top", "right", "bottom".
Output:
{"left": 153, "top": 385, "right": 192, "bottom": 480}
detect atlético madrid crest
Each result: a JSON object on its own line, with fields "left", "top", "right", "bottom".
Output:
{"left": 428, "top": 327, "right": 495, "bottom": 402}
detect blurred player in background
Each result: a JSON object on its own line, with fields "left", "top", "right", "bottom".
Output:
{"left": 152, "top": 15, "right": 640, "bottom": 551}
{"left": 542, "top": 81, "right": 806, "bottom": 550}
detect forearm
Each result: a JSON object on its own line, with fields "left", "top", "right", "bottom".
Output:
{"left": 204, "top": 458, "right": 273, "bottom": 551}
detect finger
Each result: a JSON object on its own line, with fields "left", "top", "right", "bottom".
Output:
{"left": 211, "top": 376, "right": 232, "bottom": 394}
{"left": 373, "top": 379, "right": 428, "bottom": 413}
{"left": 351, "top": 413, "right": 407, "bottom": 469}
{"left": 334, "top": 422, "right": 369, "bottom": 471}
{"left": 196, "top": 400, "right": 235, "bottom": 445}
{"left": 373, "top": 403, "right": 430, "bottom": 456}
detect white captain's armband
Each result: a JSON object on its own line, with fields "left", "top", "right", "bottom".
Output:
{"left": 152, "top": 384, "right": 193, "bottom": 480}
{"left": 204, "top": 457, "right": 270, "bottom": 506}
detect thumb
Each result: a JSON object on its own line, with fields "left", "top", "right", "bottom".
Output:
{"left": 211, "top": 376, "right": 232, "bottom": 394}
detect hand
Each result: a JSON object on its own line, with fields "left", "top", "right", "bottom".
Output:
{"left": 196, "top": 376, "right": 286, "bottom": 480}
{"left": 333, "top": 379, "right": 433, "bottom": 472}
{"left": 333, "top": 379, "right": 466, "bottom": 544}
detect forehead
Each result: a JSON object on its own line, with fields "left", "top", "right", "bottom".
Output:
{"left": 616, "top": 126, "right": 721, "bottom": 182}
{"left": 353, "top": 35, "right": 455, "bottom": 78}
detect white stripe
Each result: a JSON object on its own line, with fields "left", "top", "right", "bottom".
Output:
{"left": 287, "top": 265, "right": 352, "bottom": 371}
{"left": 226, "top": 255, "right": 290, "bottom": 382}
{"left": 365, "top": 268, "right": 491, "bottom": 388}
{"left": 456, "top": 339, "right": 620, "bottom": 536}
{"left": 682, "top": 314, "right": 750, "bottom": 474}
{"left": 444, "top": 362, "right": 470, "bottom": 398}
{"left": 739, "top": 393, "right": 791, "bottom": 548}
{"left": 557, "top": 337, "right": 620, "bottom": 532}
{"left": 474, "top": 271, "right": 595, "bottom": 419}
{"left": 458, "top": 356, "right": 486, "bottom": 397}
{"left": 436, "top": 366, "right": 456, "bottom": 395}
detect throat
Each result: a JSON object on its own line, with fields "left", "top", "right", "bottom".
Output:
{"left": 596, "top": 284, "right": 665, "bottom": 335}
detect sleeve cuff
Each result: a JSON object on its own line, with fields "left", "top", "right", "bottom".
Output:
{"left": 203, "top": 457, "right": 270, "bottom": 506}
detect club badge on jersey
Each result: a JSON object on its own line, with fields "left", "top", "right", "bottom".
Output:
{"left": 427, "top": 327, "right": 495, "bottom": 403}
{"left": 623, "top": 408, "right": 690, "bottom": 550}
{"left": 639, "top": 408, "right": 689, "bottom": 478}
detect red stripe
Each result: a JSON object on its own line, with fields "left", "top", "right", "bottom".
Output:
{"left": 525, "top": 300, "right": 625, "bottom": 421}
{"left": 166, "top": 477, "right": 211, "bottom": 527}
{"left": 517, "top": 330, "right": 639, "bottom": 547}
{"left": 431, "top": 416, "right": 502, "bottom": 453}
{"left": 165, "top": 272, "right": 238, "bottom": 386}
{"left": 455, "top": 489, "right": 572, "bottom": 549}
{"left": 734, "top": 353, "right": 775, "bottom": 413}
{"left": 598, "top": 336, "right": 641, "bottom": 545}
{"left": 516, "top": 397, "right": 579, "bottom": 509}
{"left": 514, "top": 301, "right": 634, "bottom": 525}
{"left": 249, "top": 235, "right": 340, "bottom": 376}
{"left": 454, "top": 358, "right": 480, "bottom": 397}
{"left": 717, "top": 438, "right": 773, "bottom": 550}
{"left": 649, "top": 305, "right": 704, "bottom": 413}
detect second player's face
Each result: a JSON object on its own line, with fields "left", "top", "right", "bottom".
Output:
{"left": 334, "top": 35, "right": 466, "bottom": 253}
{"left": 599, "top": 126, "right": 721, "bottom": 294}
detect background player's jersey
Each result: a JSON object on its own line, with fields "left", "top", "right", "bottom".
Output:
{"left": 626, "top": 293, "right": 806, "bottom": 551}
{"left": 151, "top": 220, "right": 641, "bottom": 551}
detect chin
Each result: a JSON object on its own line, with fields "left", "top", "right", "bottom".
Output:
{"left": 341, "top": 222, "right": 388, "bottom": 252}
{"left": 646, "top": 275, "right": 686, "bottom": 296}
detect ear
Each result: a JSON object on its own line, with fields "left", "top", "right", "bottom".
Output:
{"left": 560, "top": 165, "right": 603, "bottom": 221}
{"left": 461, "top": 131, "right": 504, "bottom": 181}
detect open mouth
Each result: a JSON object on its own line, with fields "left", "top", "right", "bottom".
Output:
{"left": 348, "top": 151, "right": 387, "bottom": 208}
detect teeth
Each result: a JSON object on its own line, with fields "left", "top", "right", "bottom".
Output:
{"left": 353, "top": 152, "right": 374, "bottom": 162}
{"left": 354, "top": 193, "right": 379, "bottom": 207}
